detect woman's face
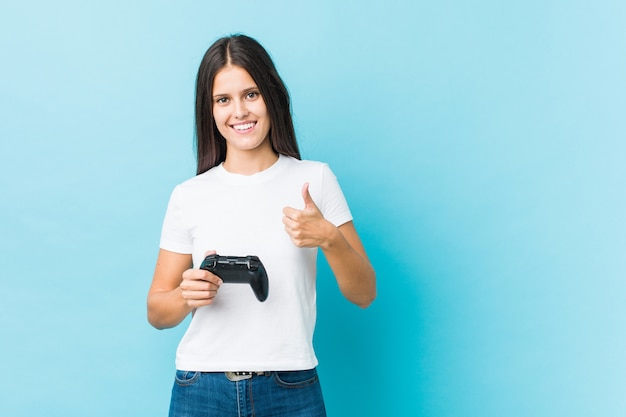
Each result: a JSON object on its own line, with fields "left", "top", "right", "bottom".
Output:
{"left": 212, "top": 65, "right": 272, "bottom": 156}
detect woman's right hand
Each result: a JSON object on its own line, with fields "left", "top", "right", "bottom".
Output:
{"left": 148, "top": 249, "right": 222, "bottom": 329}
{"left": 179, "top": 267, "right": 223, "bottom": 308}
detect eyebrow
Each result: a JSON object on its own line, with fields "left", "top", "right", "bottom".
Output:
{"left": 212, "top": 86, "right": 259, "bottom": 99}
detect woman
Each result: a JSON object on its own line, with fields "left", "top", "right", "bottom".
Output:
{"left": 147, "top": 34, "right": 376, "bottom": 417}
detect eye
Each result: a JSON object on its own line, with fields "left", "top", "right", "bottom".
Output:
{"left": 245, "top": 91, "right": 260, "bottom": 100}
{"left": 215, "top": 97, "right": 229, "bottom": 105}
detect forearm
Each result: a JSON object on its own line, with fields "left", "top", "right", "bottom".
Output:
{"left": 147, "top": 287, "right": 193, "bottom": 330}
{"left": 321, "top": 225, "right": 376, "bottom": 308}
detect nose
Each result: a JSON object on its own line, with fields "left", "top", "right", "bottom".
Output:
{"left": 234, "top": 99, "right": 249, "bottom": 119}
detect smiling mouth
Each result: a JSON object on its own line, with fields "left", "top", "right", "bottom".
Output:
{"left": 232, "top": 122, "right": 256, "bottom": 132}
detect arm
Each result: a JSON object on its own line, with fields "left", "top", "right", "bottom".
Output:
{"left": 321, "top": 221, "right": 376, "bottom": 308}
{"left": 283, "top": 183, "right": 376, "bottom": 308}
{"left": 147, "top": 249, "right": 222, "bottom": 329}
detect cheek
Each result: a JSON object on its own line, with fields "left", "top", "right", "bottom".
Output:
{"left": 212, "top": 109, "right": 229, "bottom": 134}
{"left": 254, "top": 101, "right": 269, "bottom": 118}
{"left": 251, "top": 103, "right": 270, "bottom": 127}
{"left": 214, "top": 124, "right": 228, "bottom": 139}
{"left": 212, "top": 107, "right": 227, "bottom": 125}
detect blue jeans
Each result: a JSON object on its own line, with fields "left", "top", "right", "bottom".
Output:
{"left": 168, "top": 368, "right": 327, "bottom": 417}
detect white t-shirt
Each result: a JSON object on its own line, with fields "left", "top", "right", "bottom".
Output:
{"left": 160, "top": 154, "right": 352, "bottom": 372}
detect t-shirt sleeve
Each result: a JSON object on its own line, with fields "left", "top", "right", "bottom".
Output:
{"left": 320, "top": 164, "right": 353, "bottom": 227}
{"left": 159, "top": 185, "right": 193, "bottom": 254}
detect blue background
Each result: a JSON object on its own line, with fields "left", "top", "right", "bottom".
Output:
{"left": 1, "top": 1, "right": 625, "bottom": 416}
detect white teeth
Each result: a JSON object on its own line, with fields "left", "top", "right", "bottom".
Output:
{"left": 233, "top": 122, "right": 255, "bottom": 131}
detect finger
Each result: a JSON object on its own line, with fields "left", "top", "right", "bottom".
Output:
{"left": 301, "top": 182, "right": 316, "bottom": 209}
{"left": 186, "top": 268, "right": 223, "bottom": 286}
{"left": 180, "top": 275, "right": 220, "bottom": 291}
{"left": 282, "top": 215, "right": 293, "bottom": 229}
{"left": 282, "top": 206, "right": 301, "bottom": 220}
{"left": 185, "top": 289, "right": 219, "bottom": 307}
{"left": 201, "top": 270, "right": 223, "bottom": 286}
{"left": 204, "top": 249, "right": 217, "bottom": 257}
{"left": 187, "top": 300, "right": 214, "bottom": 308}
{"left": 181, "top": 287, "right": 218, "bottom": 299}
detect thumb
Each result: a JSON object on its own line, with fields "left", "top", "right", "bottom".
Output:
{"left": 301, "top": 182, "right": 317, "bottom": 209}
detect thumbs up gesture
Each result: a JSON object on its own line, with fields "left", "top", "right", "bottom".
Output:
{"left": 282, "top": 183, "right": 335, "bottom": 248}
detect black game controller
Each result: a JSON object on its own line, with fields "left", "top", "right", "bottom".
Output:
{"left": 199, "top": 254, "right": 269, "bottom": 302}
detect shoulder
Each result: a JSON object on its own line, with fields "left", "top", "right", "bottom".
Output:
{"left": 280, "top": 157, "right": 344, "bottom": 192}
{"left": 175, "top": 166, "right": 220, "bottom": 190}
{"left": 165, "top": 167, "right": 221, "bottom": 205}
{"left": 281, "top": 155, "right": 330, "bottom": 173}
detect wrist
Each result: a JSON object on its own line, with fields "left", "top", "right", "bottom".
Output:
{"left": 320, "top": 222, "right": 343, "bottom": 251}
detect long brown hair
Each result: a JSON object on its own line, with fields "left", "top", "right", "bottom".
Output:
{"left": 194, "top": 34, "right": 301, "bottom": 175}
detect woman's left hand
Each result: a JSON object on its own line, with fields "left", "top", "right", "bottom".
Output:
{"left": 282, "top": 183, "right": 337, "bottom": 249}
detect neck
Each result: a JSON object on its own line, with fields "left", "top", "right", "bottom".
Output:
{"left": 222, "top": 148, "right": 279, "bottom": 175}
